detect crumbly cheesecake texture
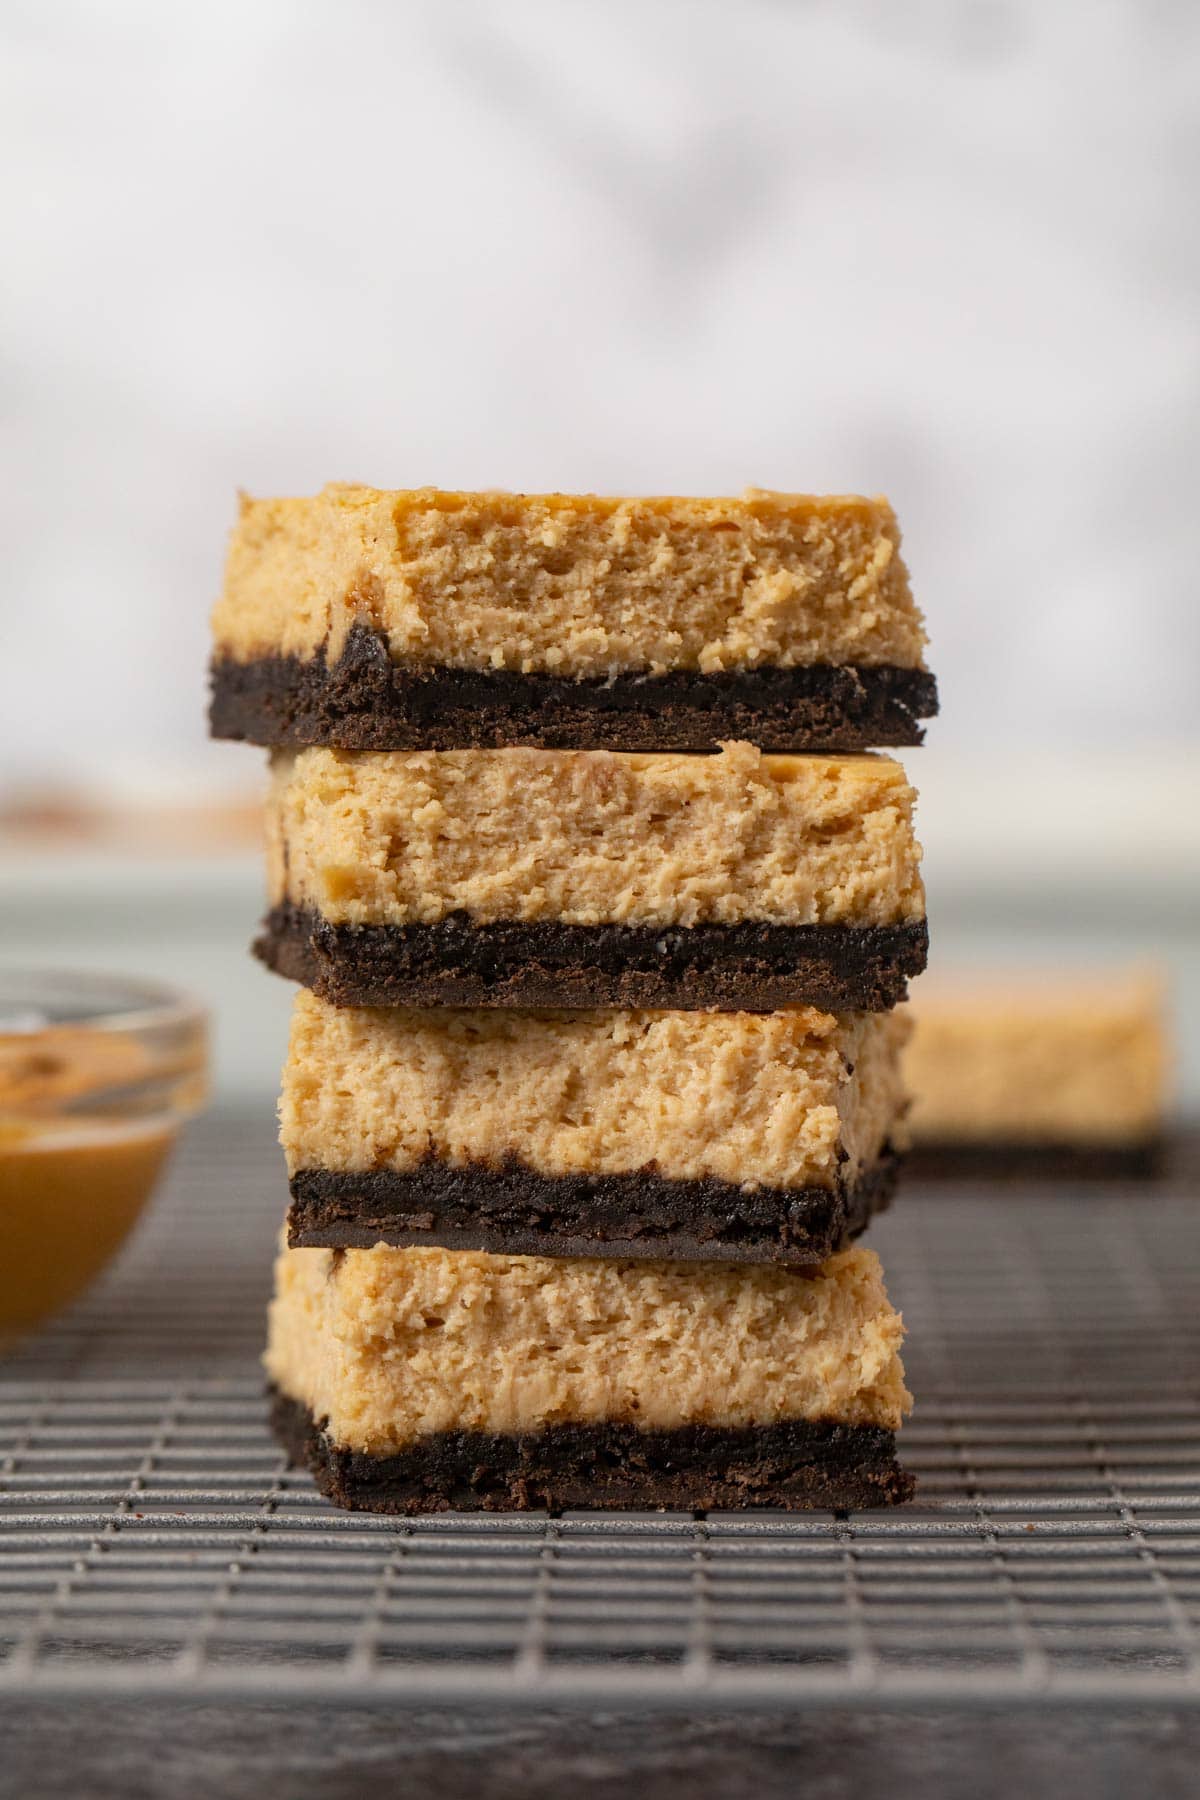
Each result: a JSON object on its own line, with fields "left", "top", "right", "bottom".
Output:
{"left": 266, "top": 742, "right": 924, "bottom": 930}
{"left": 905, "top": 973, "right": 1169, "bottom": 1146}
{"left": 281, "top": 992, "right": 910, "bottom": 1193}
{"left": 214, "top": 486, "right": 928, "bottom": 677}
{"left": 265, "top": 1241, "right": 910, "bottom": 1455}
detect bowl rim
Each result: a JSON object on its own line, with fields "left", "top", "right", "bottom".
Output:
{"left": 0, "top": 968, "right": 208, "bottom": 1036}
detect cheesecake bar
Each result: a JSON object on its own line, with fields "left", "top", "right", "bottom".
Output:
{"left": 267, "top": 1241, "right": 913, "bottom": 1512}
{"left": 281, "top": 992, "right": 909, "bottom": 1264}
{"left": 905, "top": 971, "right": 1170, "bottom": 1179}
{"left": 210, "top": 486, "right": 937, "bottom": 751}
{"left": 258, "top": 742, "right": 927, "bottom": 1012}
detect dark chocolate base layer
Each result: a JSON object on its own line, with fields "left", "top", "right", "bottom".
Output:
{"left": 210, "top": 626, "right": 938, "bottom": 751}
{"left": 270, "top": 1388, "right": 914, "bottom": 1515}
{"left": 287, "top": 1145, "right": 901, "bottom": 1265}
{"left": 256, "top": 904, "right": 929, "bottom": 1013}
{"left": 908, "top": 1137, "right": 1166, "bottom": 1184}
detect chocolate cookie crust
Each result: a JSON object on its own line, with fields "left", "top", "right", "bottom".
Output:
{"left": 908, "top": 1138, "right": 1166, "bottom": 1184}
{"left": 210, "top": 630, "right": 938, "bottom": 752}
{"left": 270, "top": 1387, "right": 914, "bottom": 1514}
{"left": 287, "top": 1144, "right": 901, "bottom": 1264}
{"left": 256, "top": 903, "right": 929, "bottom": 1012}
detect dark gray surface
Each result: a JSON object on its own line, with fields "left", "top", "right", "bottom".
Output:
{"left": 2, "top": 1702, "right": 1200, "bottom": 1800}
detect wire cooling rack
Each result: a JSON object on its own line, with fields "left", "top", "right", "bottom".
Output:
{"left": 2, "top": 1111, "right": 1199, "bottom": 1710}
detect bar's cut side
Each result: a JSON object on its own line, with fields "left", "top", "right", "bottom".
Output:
{"left": 258, "top": 743, "right": 927, "bottom": 1012}
{"left": 281, "top": 994, "right": 910, "bottom": 1264}
{"left": 266, "top": 1242, "right": 914, "bottom": 1513}
{"left": 905, "top": 972, "right": 1170, "bottom": 1180}
{"left": 210, "top": 486, "right": 937, "bottom": 750}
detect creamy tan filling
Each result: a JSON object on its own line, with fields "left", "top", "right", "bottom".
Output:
{"left": 904, "top": 974, "right": 1170, "bottom": 1144}
{"left": 213, "top": 485, "right": 928, "bottom": 677}
{"left": 265, "top": 1241, "right": 911, "bottom": 1453}
{"left": 280, "top": 993, "right": 909, "bottom": 1191}
{"left": 265, "top": 743, "right": 925, "bottom": 930}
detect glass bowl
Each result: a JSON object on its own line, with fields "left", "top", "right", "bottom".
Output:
{"left": 0, "top": 971, "right": 208, "bottom": 1345}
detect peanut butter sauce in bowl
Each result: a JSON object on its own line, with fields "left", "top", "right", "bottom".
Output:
{"left": 0, "top": 972, "right": 208, "bottom": 1345}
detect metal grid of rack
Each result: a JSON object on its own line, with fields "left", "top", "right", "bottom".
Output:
{"left": 2, "top": 1112, "right": 1199, "bottom": 1709}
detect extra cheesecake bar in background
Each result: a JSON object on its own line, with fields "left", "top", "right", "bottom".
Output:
{"left": 210, "top": 486, "right": 937, "bottom": 752}
{"left": 258, "top": 743, "right": 927, "bottom": 1012}
{"left": 266, "top": 1241, "right": 914, "bottom": 1513}
{"left": 281, "top": 992, "right": 910, "bottom": 1266}
{"left": 905, "top": 970, "right": 1171, "bottom": 1180}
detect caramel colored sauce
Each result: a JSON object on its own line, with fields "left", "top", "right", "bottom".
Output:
{"left": 0, "top": 1122, "right": 175, "bottom": 1344}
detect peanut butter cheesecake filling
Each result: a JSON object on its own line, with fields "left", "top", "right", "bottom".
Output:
{"left": 904, "top": 972, "right": 1171, "bottom": 1179}
{"left": 211, "top": 486, "right": 936, "bottom": 751}
{"left": 258, "top": 743, "right": 927, "bottom": 1011}
{"left": 280, "top": 994, "right": 909, "bottom": 1264}
{"left": 265, "top": 1241, "right": 913, "bottom": 1512}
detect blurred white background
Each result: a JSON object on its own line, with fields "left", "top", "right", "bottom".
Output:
{"left": 1, "top": 0, "right": 1197, "bottom": 1099}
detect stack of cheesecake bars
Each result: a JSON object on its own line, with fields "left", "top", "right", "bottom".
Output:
{"left": 209, "top": 485, "right": 937, "bottom": 1513}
